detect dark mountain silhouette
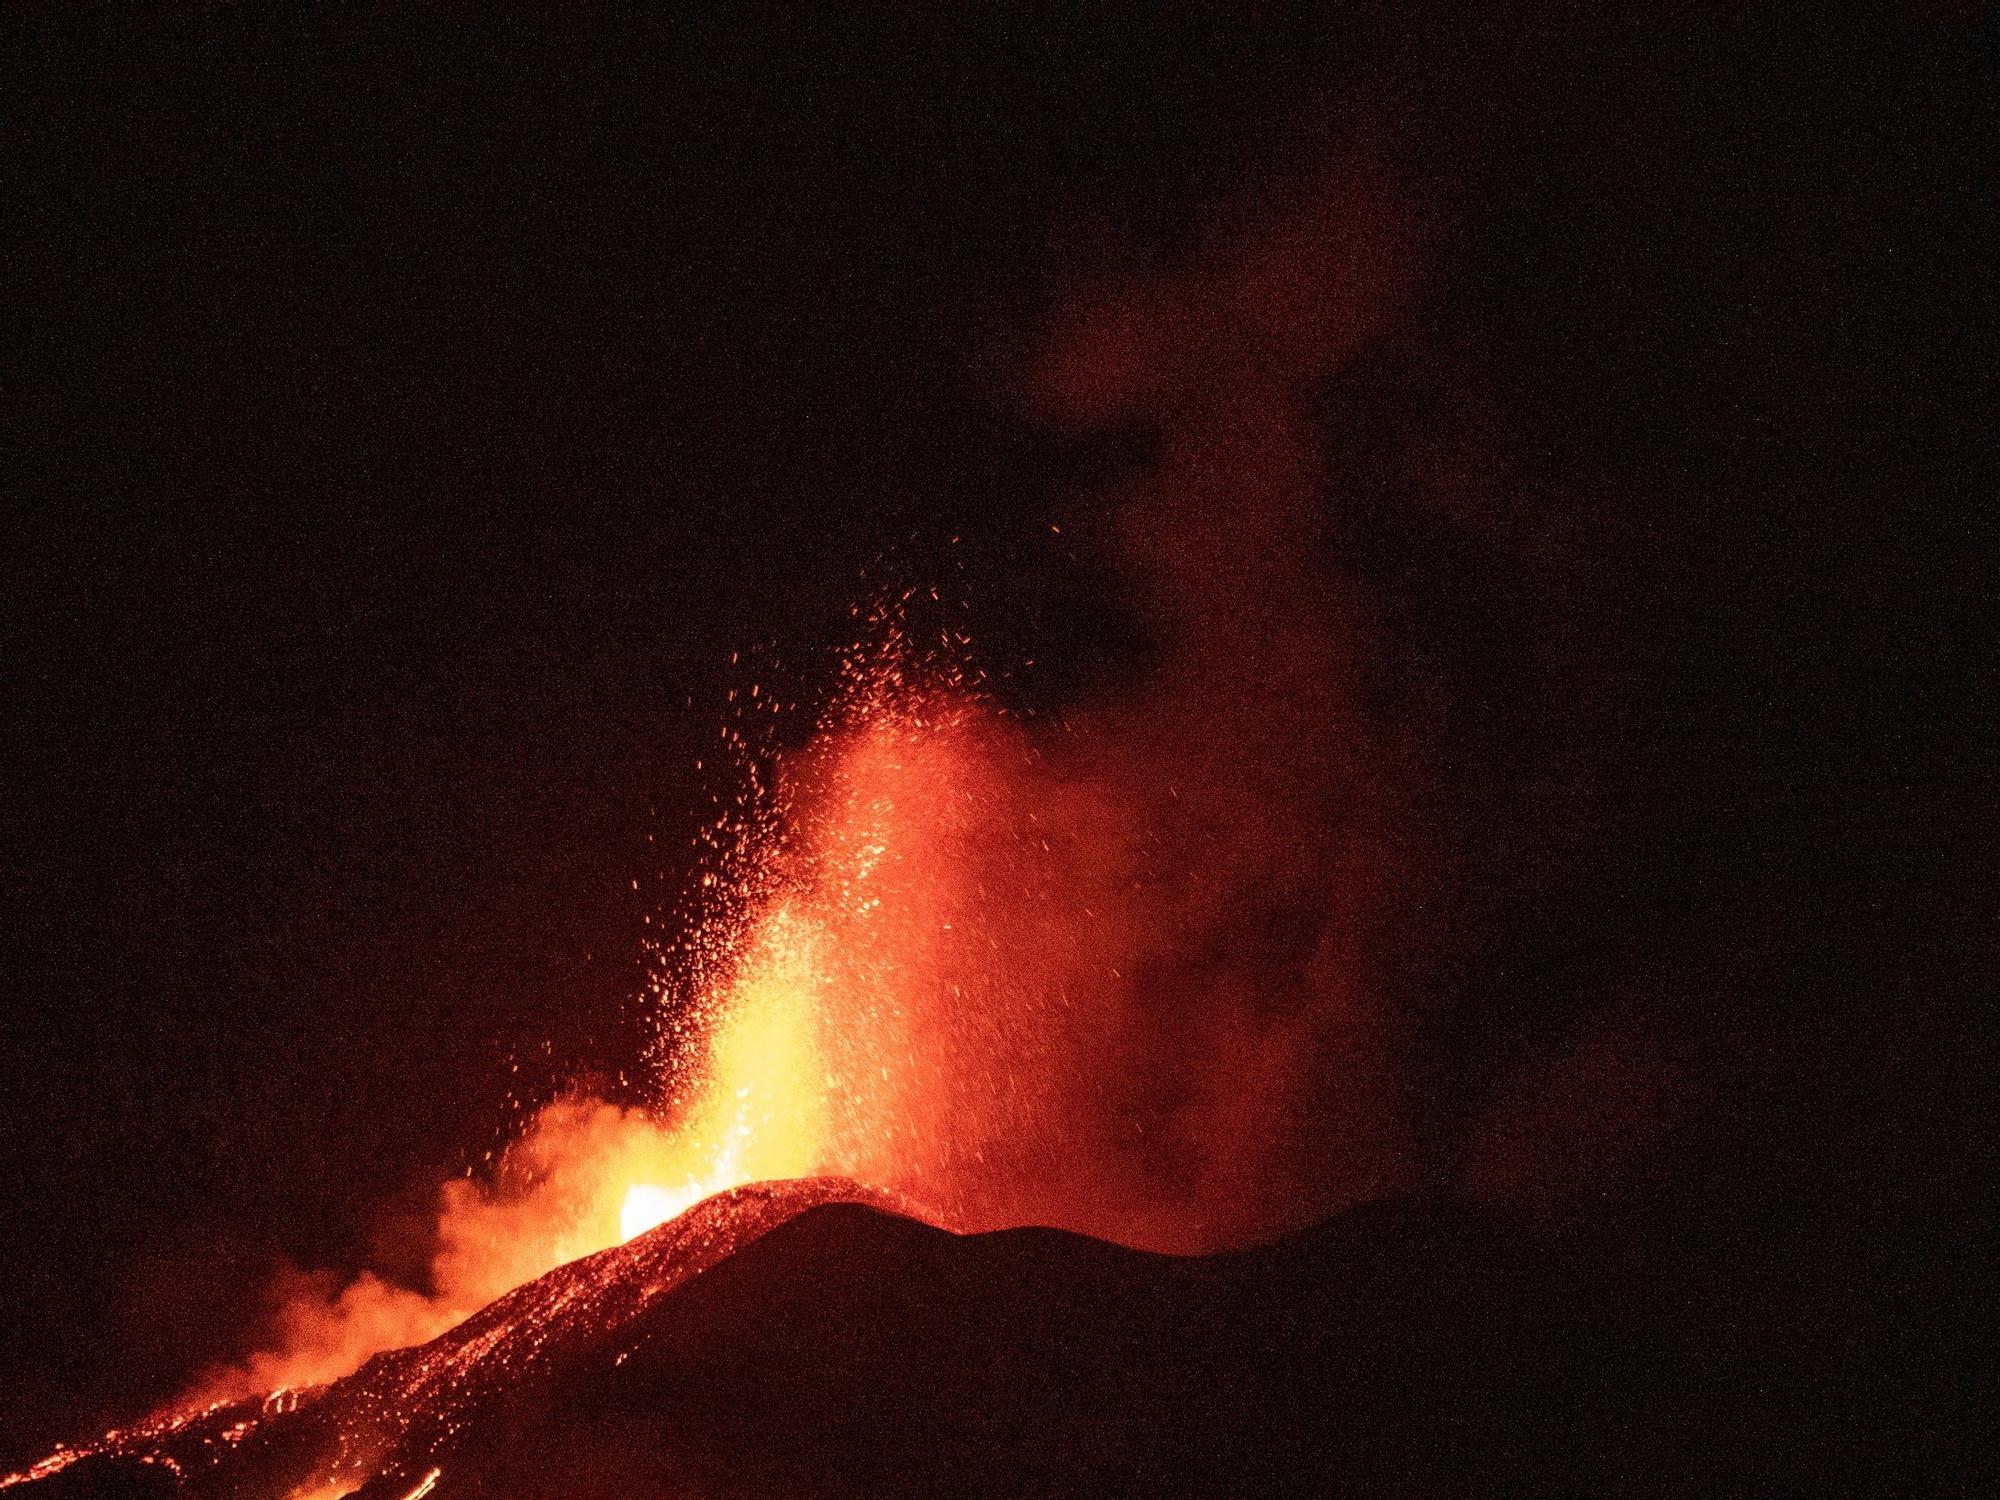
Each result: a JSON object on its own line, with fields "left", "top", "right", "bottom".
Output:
{"left": 15, "top": 1167, "right": 1969, "bottom": 1499}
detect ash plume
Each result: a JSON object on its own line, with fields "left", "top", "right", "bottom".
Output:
{"left": 880, "top": 163, "right": 1436, "bottom": 1248}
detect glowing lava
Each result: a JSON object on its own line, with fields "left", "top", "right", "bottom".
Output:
{"left": 617, "top": 1184, "right": 679, "bottom": 1242}
{"left": 150, "top": 668, "right": 981, "bottom": 1414}
{"left": 617, "top": 902, "right": 829, "bottom": 1240}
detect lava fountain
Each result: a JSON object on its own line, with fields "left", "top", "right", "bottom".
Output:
{"left": 614, "top": 900, "right": 832, "bottom": 1241}
{"left": 138, "top": 646, "right": 991, "bottom": 1413}
{"left": 14, "top": 540, "right": 1385, "bottom": 1491}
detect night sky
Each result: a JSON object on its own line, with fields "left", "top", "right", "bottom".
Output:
{"left": 5, "top": 6, "right": 1987, "bottom": 1469}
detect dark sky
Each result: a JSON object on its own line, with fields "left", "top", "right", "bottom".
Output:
{"left": 5, "top": 5, "right": 1988, "bottom": 1468}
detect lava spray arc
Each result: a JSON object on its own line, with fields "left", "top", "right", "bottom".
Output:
{"left": 188, "top": 635, "right": 1002, "bottom": 1403}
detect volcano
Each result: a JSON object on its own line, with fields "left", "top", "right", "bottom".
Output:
{"left": 7, "top": 10, "right": 1982, "bottom": 1496}
{"left": 11, "top": 1177, "right": 1556, "bottom": 1500}
{"left": 10, "top": 1169, "right": 1952, "bottom": 1499}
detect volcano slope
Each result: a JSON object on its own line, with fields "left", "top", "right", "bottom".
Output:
{"left": 14, "top": 1172, "right": 1958, "bottom": 1499}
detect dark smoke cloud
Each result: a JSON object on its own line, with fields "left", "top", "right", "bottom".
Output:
{"left": 985, "top": 9, "right": 1987, "bottom": 1241}
{"left": 995, "top": 164, "right": 1433, "bottom": 1243}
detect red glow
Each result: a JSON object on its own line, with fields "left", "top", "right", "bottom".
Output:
{"left": 149, "top": 644, "right": 1033, "bottom": 1416}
